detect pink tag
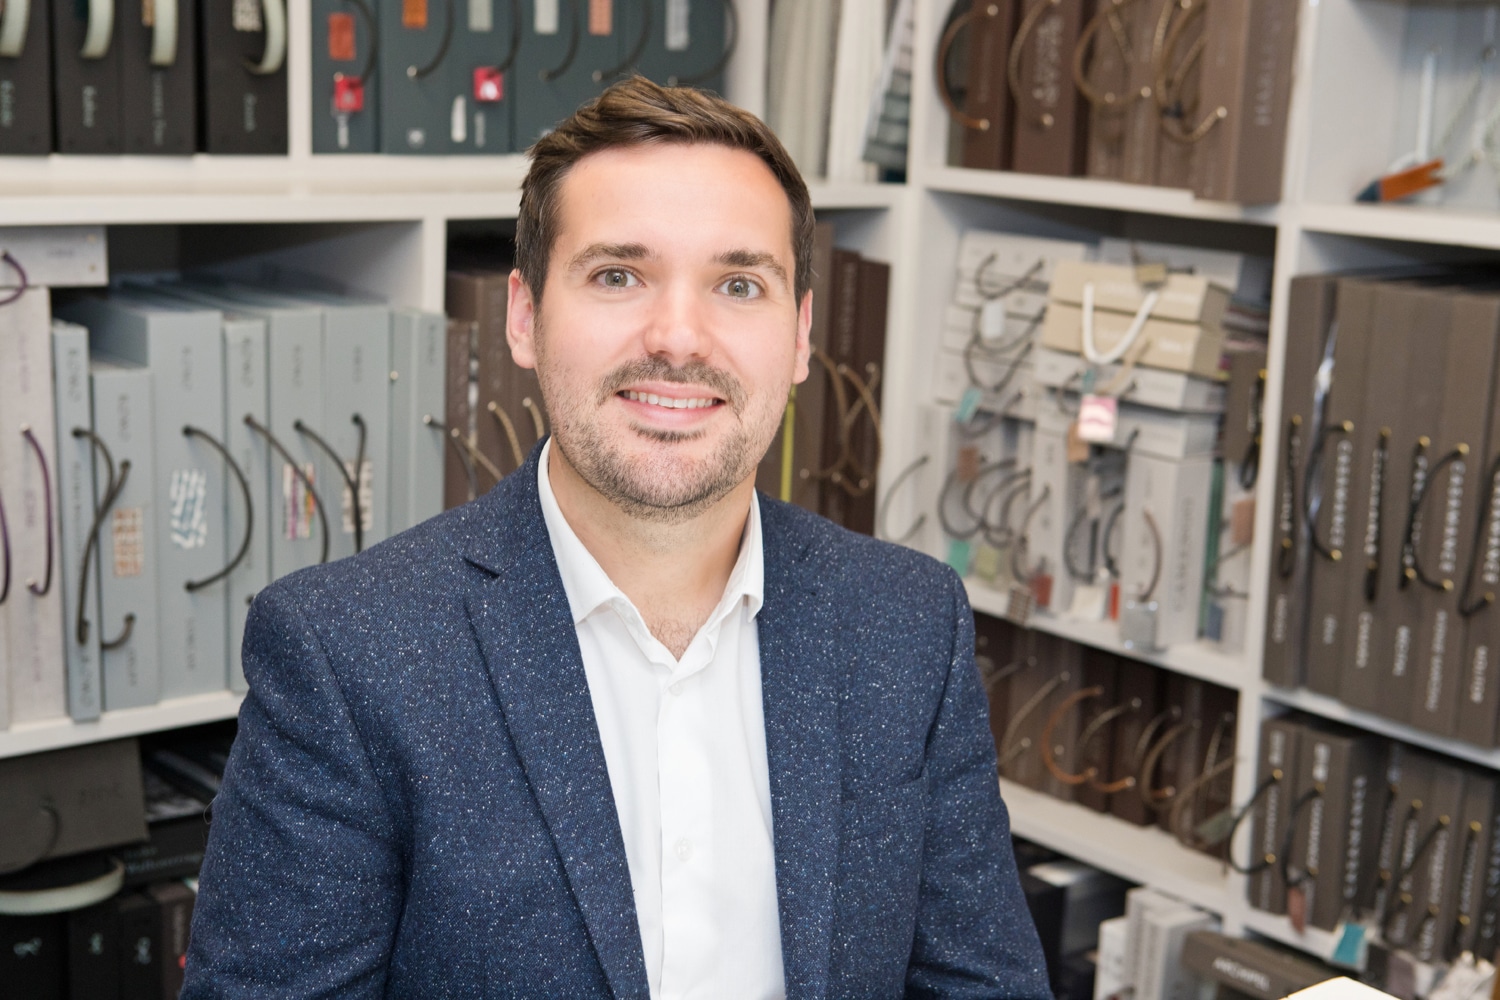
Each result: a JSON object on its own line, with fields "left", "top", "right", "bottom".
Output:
{"left": 1077, "top": 394, "right": 1119, "bottom": 443}
{"left": 473, "top": 67, "right": 504, "bottom": 102}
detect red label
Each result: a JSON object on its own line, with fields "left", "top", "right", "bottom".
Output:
{"left": 402, "top": 0, "right": 427, "bottom": 30}
{"left": 334, "top": 75, "right": 365, "bottom": 113}
{"left": 588, "top": 0, "right": 611, "bottom": 35}
{"left": 473, "top": 67, "right": 504, "bottom": 102}
{"left": 327, "top": 12, "right": 356, "bottom": 60}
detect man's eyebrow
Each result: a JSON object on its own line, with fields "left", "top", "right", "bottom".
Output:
{"left": 566, "top": 242, "right": 656, "bottom": 272}
{"left": 716, "top": 249, "right": 790, "bottom": 289}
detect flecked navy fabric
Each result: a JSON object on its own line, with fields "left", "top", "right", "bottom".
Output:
{"left": 180, "top": 443, "right": 1050, "bottom": 999}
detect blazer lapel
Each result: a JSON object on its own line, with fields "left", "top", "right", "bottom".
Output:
{"left": 757, "top": 501, "right": 842, "bottom": 1000}
{"left": 458, "top": 459, "right": 649, "bottom": 1000}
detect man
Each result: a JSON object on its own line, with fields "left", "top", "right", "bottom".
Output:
{"left": 183, "top": 78, "right": 1048, "bottom": 999}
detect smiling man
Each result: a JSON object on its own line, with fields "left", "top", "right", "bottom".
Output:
{"left": 182, "top": 79, "right": 1048, "bottom": 1000}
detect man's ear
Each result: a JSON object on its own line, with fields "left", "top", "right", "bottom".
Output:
{"left": 507, "top": 269, "right": 539, "bottom": 370}
{"left": 792, "top": 288, "right": 813, "bottom": 385}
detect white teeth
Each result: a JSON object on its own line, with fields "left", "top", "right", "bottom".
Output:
{"left": 623, "top": 390, "right": 716, "bottom": 410}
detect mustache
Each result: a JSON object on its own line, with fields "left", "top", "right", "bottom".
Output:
{"left": 598, "top": 357, "right": 746, "bottom": 413}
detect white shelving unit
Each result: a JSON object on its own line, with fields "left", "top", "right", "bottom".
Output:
{"left": 4, "top": 0, "right": 1499, "bottom": 971}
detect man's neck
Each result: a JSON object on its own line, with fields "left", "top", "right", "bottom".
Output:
{"left": 546, "top": 444, "right": 752, "bottom": 657}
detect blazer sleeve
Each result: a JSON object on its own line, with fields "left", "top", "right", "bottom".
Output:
{"left": 904, "top": 570, "right": 1052, "bottom": 1000}
{"left": 181, "top": 585, "right": 404, "bottom": 999}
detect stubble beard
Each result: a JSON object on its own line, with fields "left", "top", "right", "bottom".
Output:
{"left": 535, "top": 334, "right": 785, "bottom": 524}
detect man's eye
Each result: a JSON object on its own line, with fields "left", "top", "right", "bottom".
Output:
{"left": 720, "top": 277, "right": 761, "bottom": 299}
{"left": 598, "top": 269, "right": 638, "bottom": 288}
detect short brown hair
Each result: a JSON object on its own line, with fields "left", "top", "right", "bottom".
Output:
{"left": 515, "top": 76, "right": 815, "bottom": 304}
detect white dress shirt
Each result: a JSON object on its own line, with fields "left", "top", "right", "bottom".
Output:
{"left": 537, "top": 440, "right": 786, "bottom": 1000}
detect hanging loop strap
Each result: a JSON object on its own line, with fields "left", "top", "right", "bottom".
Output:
{"left": 1459, "top": 449, "right": 1500, "bottom": 617}
{"left": 998, "top": 671, "right": 1070, "bottom": 769}
{"left": 294, "top": 416, "right": 367, "bottom": 554}
{"left": 1008, "top": 0, "right": 1064, "bottom": 129}
{"left": 1072, "top": 0, "right": 1139, "bottom": 110}
{"left": 1040, "top": 684, "right": 1107, "bottom": 786}
{"left": 1402, "top": 441, "right": 1468, "bottom": 593}
{"left": 487, "top": 402, "right": 526, "bottom": 473}
{"left": 1278, "top": 785, "right": 1325, "bottom": 889}
{"left": 540, "top": 0, "right": 581, "bottom": 81}
{"left": 1083, "top": 697, "right": 1145, "bottom": 794}
{"left": 71, "top": 428, "right": 136, "bottom": 649}
{"left": 407, "top": 0, "right": 454, "bottom": 78}
{"left": 670, "top": 0, "right": 739, "bottom": 87}
{"left": 1081, "top": 282, "right": 1161, "bottom": 365}
{"left": 1136, "top": 716, "right": 1195, "bottom": 808}
{"left": 593, "top": 0, "right": 650, "bottom": 81}
{"left": 21, "top": 426, "right": 54, "bottom": 597}
{"left": 877, "top": 454, "right": 929, "bottom": 544}
{"left": 0, "top": 251, "right": 30, "bottom": 307}
{"left": 1224, "top": 770, "right": 1285, "bottom": 875}
{"left": 183, "top": 425, "right": 256, "bottom": 592}
{"left": 1303, "top": 420, "right": 1353, "bottom": 562}
{"left": 935, "top": 2, "right": 999, "bottom": 132}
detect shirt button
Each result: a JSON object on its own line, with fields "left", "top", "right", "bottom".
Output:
{"left": 669, "top": 682, "right": 684, "bottom": 697}
{"left": 675, "top": 838, "right": 693, "bottom": 862}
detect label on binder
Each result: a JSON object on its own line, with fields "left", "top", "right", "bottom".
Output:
{"left": 283, "top": 463, "right": 316, "bottom": 541}
{"left": 233, "top": 0, "right": 262, "bottom": 32}
{"left": 403, "top": 0, "right": 428, "bottom": 30}
{"left": 112, "top": 508, "right": 144, "bottom": 578}
{"left": 588, "top": 0, "right": 611, "bottom": 35}
{"left": 169, "top": 469, "right": 209, "bottom": 550}
{"left": 342, "top": 459, "right": 374, "bottom": 534}
{"left": 534, "top": 0, "right": 558, "bottom": 34}
{"left": 468, "top": 0, "right": 492, "bottom": 31}
{"left": 328, "top": 12, "right": 356, "bottom": 60}
{"left": 333, "top": 75, "right": 365, "bottom": 113}
{"left": 473, "top": 67, "right": 504, "bottom": 102}
{"left": 666, "top": 0, "right": 689, "bottom": 50}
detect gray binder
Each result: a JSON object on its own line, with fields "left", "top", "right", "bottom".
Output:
{"left": 221, "top": 312, "right": 271, "bottom": 692}
{"left": 0, "top": 286, "right": 67, "bottom": 728}
{"left": 89, "top": 355, "right": 161, "bottom": 711}
{"left": 378, "top": 0, "right": 459, "bottom": 152}
{"left": 311, "top": 0, "right": 381, "bottom": 152}
{"left": 57, "top": 295, "right": 230, "bottom": 701}
{"left": 51, "top": 321, "right": 103, "bottom": 721}
{"left": 153, "top": 282, "right": 330, "bottom": 583}
{"left": 447, "top": 0, "right": 518, "bottom": 153}
{"left": 512, "top": 0, "right": 621, "bottom": 148}
{"left": 225, "top": 287, "right": 392, "bottom": 560}
{"left": 389, "top": 307, "right": 447, "bottom": 531}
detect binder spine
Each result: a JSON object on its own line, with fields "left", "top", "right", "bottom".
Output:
{"left": 389, "top": 308, "right": 447, "bottom": 530}
{"left": 223, "top": 318, "right": 271, "bottom": 694}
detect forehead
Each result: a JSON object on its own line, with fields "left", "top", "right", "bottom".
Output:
{"left": 550, "top": 143, "right": 795, "bottom": 260}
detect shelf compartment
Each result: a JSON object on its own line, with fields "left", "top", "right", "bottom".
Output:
{"left": 0, "top": 692, "right": 245, "bottom": 760}
{"left": 923, "top": 166, "right": 1281, "bottom": 226}
{"left": 965, "top": 579, "right": 1248, "bottom": 690}
{"left": 1000, "top": 777, "right": 1233, "bottom": 914}
{"left": 1262, "top": 685, "right": 1500, "bottom": 769}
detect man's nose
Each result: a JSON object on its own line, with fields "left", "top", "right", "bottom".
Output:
{"left": 641, "top": 282, "right": 713, "bottom": 363}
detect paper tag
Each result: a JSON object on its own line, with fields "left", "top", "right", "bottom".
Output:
{"left": 1330, "top": 922, "right": 1368, "bottom": 969}
{"left": 955, "top": 388, "right": 982, "bottom": 424}
{"left": 946, "top": 539, "right": 973, "bottom": 575}
{"left": 1006, "top": 584, "right": 1035, "bottom": 625}
{"left": 1134, "top": 261, "right": 1169, "bottom": 286}
{"left": 973, "top": 543, "right": 1003, "bottom": 583}
{"left": 1286, "top": 885, "right": 1308, "bottom": 934}
{"left": 473, "top": 66, "right": 504, "bottom": 102}
{"left": 1029, "top": 571, "right": 1053, "bottom": 609}
{"left": 469, "top": 0, "right": 492, "bottom": 30}
{"left": 665, "top": 0, "right": 689, "bottom": 50}
{"left": 283, "top": 463, "right": 316, "bottom": 541}
{"left": 534, "top": 0, "right": 558, "bottom": 33}
{"left": 1077, "top": 394, "right": 1118, "bottom": 443}
{"left": 232, "top": 0, "right": 262, "bottom": 32}
{"left": 956, "top": 445, "right": 981, "bottom": 483}
{"left": 111, "top": 507, "right": 144, "bottom": 578}
{"left": 402, "top": 0, "right": 428, "bottom": 29}
{"left": 141, "top": 0, "right": 154, "bottom": 27}
{"left": 1231, "top": 496, "right": 1256, "bottom": 546}
{"left": 588, "top": 0, "right": 611, "bottom": 35}
{"left": 328, "top": 12, "right": 357, "bottom": 60}
{"left": 1070, "top": 583, "right": 1108, "bottom": 621}
{"left": 1066, "top": 421, "right": 1090, "bottom": 463}
{"left": 333, "top": 74, "right": 365, "bottom": 113}
{"left": 979, "top": 298, "right": 1008, "bottom": 343}
{"left": 341, "top": 459, "right": 373, "bottom": 534}
{"left": 169, "top": 469, "right": 209, "bottom": 550}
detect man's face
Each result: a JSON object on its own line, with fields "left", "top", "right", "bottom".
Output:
{"left": 508, "top": 142, "right": 812, "bottom": 521}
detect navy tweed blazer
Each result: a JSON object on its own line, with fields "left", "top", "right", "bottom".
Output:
{"left": 181, "top": 445, "right": 1050, "bottom": 999}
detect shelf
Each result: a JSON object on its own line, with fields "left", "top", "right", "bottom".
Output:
{"left": 0, "top": 692, "right": 245, "bottom": 760}
{"left": 1261, "top": 686, "right": 1500, "bottom": 770}
{"left": 0, "top": 157, "right": 900, "bottom": 225}
{"left": 964, "top": 579, "right": 1249, "bottom": 691}
{"left": 1300, "top": 202, "right": 1500, "bottom": 253}
{"left": 922, "top": 166, "right": 1281, "bottom": 226}
{"left": 1000, "top": 777, "right": 1233, "bottom": 913}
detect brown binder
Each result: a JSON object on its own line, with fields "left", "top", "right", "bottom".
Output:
{"left": 1303, "top": 279, "right": 1380, "bottom": 699}
{"left": 1388, "top": 754, "right": 1465, "bottom": 963}
{"left": 1119, "top": 0, "right": 1172, "bottom": 184}
{"left": 1036, "top": 633, "right": 1085, "bottom": 803}
{"left": 817, "top": 247, "right": 866, "bottom": 529}
{"left": 443, "top": 317, "right": 474, "bottom": 509}
{"left": 976, "top": 613, "right": 1023, "bottom": 760}
{"left": 1107, "top": 659, "right": 1163, "bottom": 827}
{"left": 1262, "top": 275, "right": 1338, "bottom": 690}
{"left": 1457, "top": 293, "right": 1500, "bottom": 748}
{"left": 1010, "top": 0, "right": 1094, "bottom": 176}
{"left": 1452, "top": 769, "right": 1499, "bottom": 960}
{"left": 1078, "top": 0, "right": 1134, "bottom": 179}
{"left": 1189, "top": 0, "right": 1298, "bottom": 204}
{"left": 1071, "top": 648, "right": 1121, "bottom": 814}
{"left": 1285, "top": 725, "right": 1385, "bottom": 930}
{"left": 960, "top": 0, "right": 1020, "bottom": 170}
{"left": 1410, "top": 289, "right": 1500, "bottom": 739}
{"left": 1247, "top": 715, "right": 1302, "bottom": 915}
{"left": 1150, "top": 0, "right": 1205, "bottom": 190}
{"left": 839, "top": 257, "right": 891, "bottom": 536}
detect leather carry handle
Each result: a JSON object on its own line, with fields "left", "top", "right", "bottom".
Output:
{"left": 294, "top": 415, "right": 368, "bottom": 555}
{"left": 244, "top": 0, "right": 287, "bottom": 73}
{"left": 21, "top": 426, "right": 54, "bottom": 597}
{"left": 998, "top": 671, "right": 1070, "bottom": 770}
{"left": 183, "top": 425, "right": 256, "bottom": 593}
{"left": 71, "top": 428, "right": 136, "bottom": 649}
{"left": 1136, "top": 715, "right": 1194, "bottom": 808}
{"left": 406, "top": 0, "right": 453, "bottom": 79}
{"left": 1010, "top": 484, "right": 1052, "bottom": 582}
{"left": 487, "top": 402, "right": 526, "bottom": 473}
{"left": 245, "top": 414, "right": 331, "bottom": 565}
{"left": 836, "top": 362, "right": 883, "bottom": 497}
{"left": 1072, "top": 0, "right": 1140, "bottom": 110}
{"left": 593, "top": 0, "right": 650, "bottom": 82}
{"left": 1277, "top": 784, "right": 1324, "bottom": 889}
{"left": 1083, "top": 697, "right": 1143, "bottom": 794}
{"left": 540, "top": 0, "right": 581, "bottom": 81}
{"left": 1041, "top": 685, "right": 1107, "bottom": 786}
{"left": 1401, "top": 439, "right": 1469, "bottom": 593}
{"left": 1151, "top": 0, "right": 1225, "bottom": 143}
{"left": 1223, "top": 769, "right": 1284, "bottom": 875}
{"left": 496, "top": 0, "right": 521, "bottom": 73}
{"left": 1303, "top": 419, "right": 1353, "bottom": 563}
{"left": 934, "top": 2, "right": 999, "bottom": 132}
{"left": 1381, "top": 803, "right": 1452, "bottom": 946}
{"left": 670, "top": 0, "right": 738, "bottom": 87}
{"left": 1459, "top": 449, "right": 1500, "bottom": 617}
{"left": 342, "top": 0, "right": 380, "bottom": 82}
{"left": 1008, "top": 0, "right": 1063, "bottom": 129}
{"left": 877, "top": 454, "right": 929, "bottom": 544}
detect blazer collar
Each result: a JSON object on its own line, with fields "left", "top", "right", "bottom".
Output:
{"left": 458, "top": 446, "right": 841, "bottom": 1000}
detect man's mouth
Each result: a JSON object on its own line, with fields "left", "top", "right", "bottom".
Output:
{"left": 618, "top": 390, "right": 725, "bottom": 410}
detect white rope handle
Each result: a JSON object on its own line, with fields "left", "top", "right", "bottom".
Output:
{"left": 1081, "top": 281, "right": 1161, "bottom": 366}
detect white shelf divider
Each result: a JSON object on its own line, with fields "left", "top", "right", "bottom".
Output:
{"left": 1000, "top": 777, "right": 1234, "bottom": 915}
{"left": 0, "top": 693, "right": 245, "bottom": 761}
{"left": 1262, "top": 685, "right": 1500, "bottom": 770}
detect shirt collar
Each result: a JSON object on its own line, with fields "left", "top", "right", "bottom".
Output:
{"left": 536, "top": 438, "right": 764, "bottom": 628}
